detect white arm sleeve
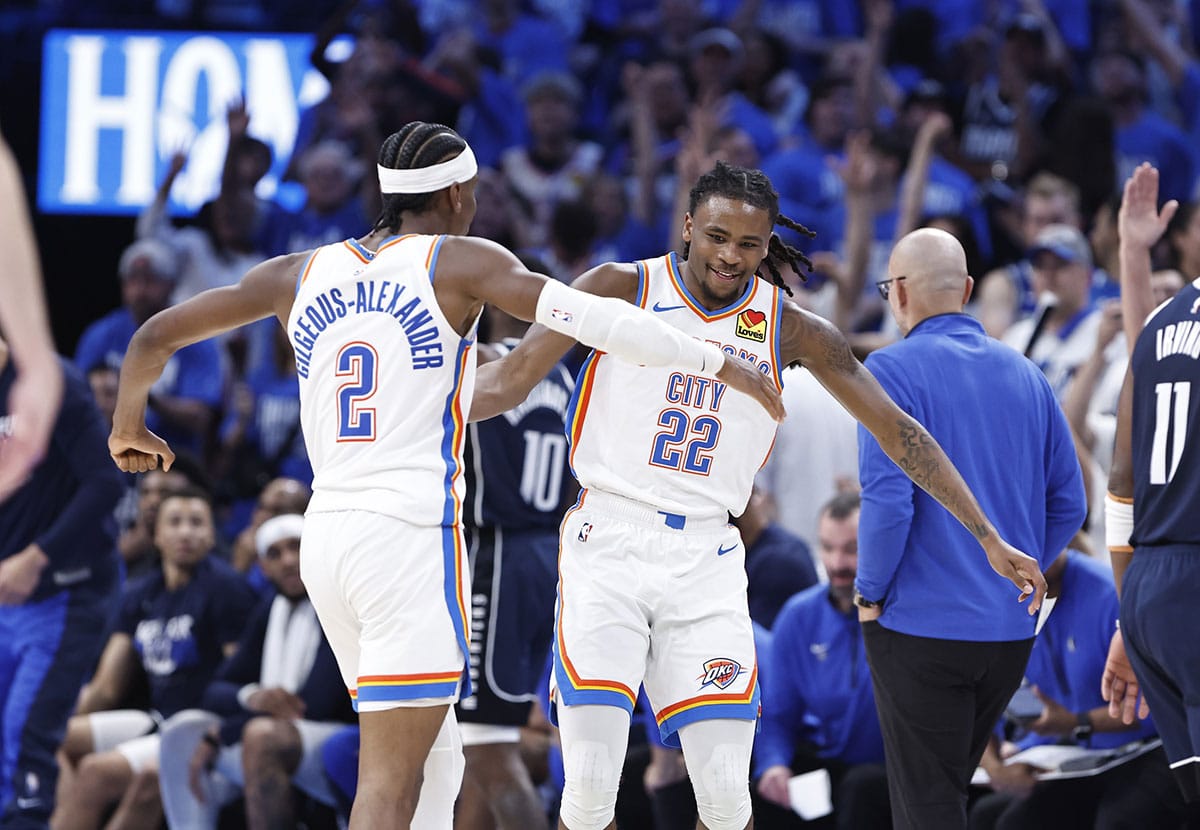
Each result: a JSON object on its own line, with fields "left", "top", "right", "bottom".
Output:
{"left": 535, "top": 278, "right": 726, "bottom": 375}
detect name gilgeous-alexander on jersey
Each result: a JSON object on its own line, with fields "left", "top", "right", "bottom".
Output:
{"left": 567, "top": 251, "right": 785, "bottom": 519}
{"left": 287, "top": 234, "right": 478, "bottom": 525}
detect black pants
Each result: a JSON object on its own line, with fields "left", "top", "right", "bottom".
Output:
{"left": 862, "top": 622, "right": 1032, "bottom": 830}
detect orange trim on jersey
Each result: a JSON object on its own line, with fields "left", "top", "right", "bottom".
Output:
{"left": 297, "top": 248, "right": 322, "bottom": 288}
{"left": 374, "top": 233, "right": 419, "bottom": 257}
{"left": 555, "top": 529, "right": 638, "bottom": 707}
{"left": 768, "top": 287, "right": 784, "bottom": 392}
{"left": 447, "top": 346, "right": 471, "bottom": 641}
{"left": 758, "top": 432, "right": 778, "bottom": 472}
{"left": 425, "top": 234, "right": 443, "bottom": 271}
{"left": 666, "top": 253, "right": 761, "bottom": 321}
{"left": 655, "top": 664, "right": 759, "bottom": 724}
{"left": 1108, "top": 545, "right": 1134, "bottom": 553}
{"left": 1106, "top": 493, "right": 1134, "bottom": 504}
{"left": 567, "top": 354, "right": 601, "bottom": 469}
{"left": 342, "top": 240, "right": 372, "bottom": 264}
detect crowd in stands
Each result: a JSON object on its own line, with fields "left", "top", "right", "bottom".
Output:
{"left": 17, "top": 0, "right": 1200, "bottom": 826}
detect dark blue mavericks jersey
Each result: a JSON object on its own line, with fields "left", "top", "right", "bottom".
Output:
{"left": 463, "top": 341, "right": 577, "bottom": 531}
{"left": 1131, "top": 279, "right": 1200, "bottom": 547}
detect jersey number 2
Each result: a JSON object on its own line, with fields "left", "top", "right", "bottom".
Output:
{"left": 1151, "top": 381, "right": 1190, "bottom": 484}
{"left": 650, "top": 409, "right": 721, "bottom": 475}
{"left": 336, "top": 342, "right": 378, "bottom": 442}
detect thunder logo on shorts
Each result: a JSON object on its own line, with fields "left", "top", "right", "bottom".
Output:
{"left": 697, "top": 658, "right": 745, "bottom": 690}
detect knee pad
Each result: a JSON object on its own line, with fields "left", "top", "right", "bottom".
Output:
{"left": 692, "top": 743, "right": 752, "bottom": 830}
{"left": 559, "top": 740, "right": 620, "bottom": 830}
{"left": 411, "top": 711, "right": 465, "bottom": 830}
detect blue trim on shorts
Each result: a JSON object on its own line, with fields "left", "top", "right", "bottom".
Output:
{"left": 656, "top": 687, "right": 761, "bottom": 749}
{"left": 440, "top": 524, "right": 471, "bottom": 700}
{"left": 550, "top": 640, "right": 635, "bottom": 716}
{"left": 354, "top": 680, "right": 462, "bottom": 710}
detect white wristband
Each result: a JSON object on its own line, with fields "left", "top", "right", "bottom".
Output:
{"left": 1105, "top": 493, "right": 1134, "bottom": 553}
{"left": 237, "top": 683, "right": 262, "bottom": 710}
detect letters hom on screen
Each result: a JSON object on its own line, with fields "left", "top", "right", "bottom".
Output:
{"left": 38, "top": 29, "right": 349, "bottom": 215}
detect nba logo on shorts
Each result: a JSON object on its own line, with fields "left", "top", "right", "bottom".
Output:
{"left": 578, "top": 523, "right": 592, "bottom": 542}
{"left": 698, "top": 658, "right": 744, "bottom": 690}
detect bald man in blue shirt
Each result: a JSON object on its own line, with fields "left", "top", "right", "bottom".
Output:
{"left": 855, "top": 228, "right": 1087, "bottom": 830}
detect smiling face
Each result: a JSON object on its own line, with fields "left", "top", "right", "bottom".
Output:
{"left": 680, "top": 195, "right": 773, "bottom": 309}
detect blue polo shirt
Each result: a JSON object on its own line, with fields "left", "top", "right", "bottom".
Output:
{"left": 756, "top": 585, "right": 883, "bottom": 776}
{"left": 856, "top": 314, "right": 1086, "bottom": 641}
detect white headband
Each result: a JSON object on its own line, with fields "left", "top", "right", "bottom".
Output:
{"left": 256, "top": 514, "right": 304, "bottom": 559}
{"left": 377, "top": 146, "right": 478, "bottom": 194}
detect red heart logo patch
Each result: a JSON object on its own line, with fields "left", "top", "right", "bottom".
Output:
{"left": 741, "top": 309, "right": 766, "bottom": 327}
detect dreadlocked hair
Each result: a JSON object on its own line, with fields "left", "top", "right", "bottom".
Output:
{"left": 373, "top": 122, "right": 469, "bottom": 233}
{"left": 683, "top": 161, "right": 816, "bottom": 296}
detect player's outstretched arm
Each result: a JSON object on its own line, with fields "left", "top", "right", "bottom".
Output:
{"left": 780, "top": 303, "right": 1047, "bottom": 612}
{"left": 109, "top": 253, "right": 305, "bottom": 473}
{"left": 0, "top": 133, "right": 63, "bottom": 498}
{"left": 440, "top": 239, "right": 784, "bottom": 422}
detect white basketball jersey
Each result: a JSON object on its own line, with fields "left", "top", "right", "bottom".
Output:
{"left": 567, "top": 252, "right": 784, "bottom": 518}
{"left": 287, "top": 235, "right": 478, "bottom": 525}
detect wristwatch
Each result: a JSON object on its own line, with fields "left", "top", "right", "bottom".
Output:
{"left": 1072, "top": 710, "right": 1093, "bottom": 742}
{"left": 853, "top": 591, "right": 883, "bottom": 610}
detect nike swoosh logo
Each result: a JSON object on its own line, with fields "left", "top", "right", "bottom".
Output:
{"left": 717, "top": 544, "right": 738, "bottom": 556}
{"left": 653, "top": 302, "right": 686, "bottom": 312}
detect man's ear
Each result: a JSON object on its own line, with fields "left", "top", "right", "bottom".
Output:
{"left": 681, "top": 212, "right": 694, "bottom": 244}
{"left": 447, "top": 182, "right": 463, "bottom": 213}
{"left": 963, "top": 275, "right": 975, "bottom": 305}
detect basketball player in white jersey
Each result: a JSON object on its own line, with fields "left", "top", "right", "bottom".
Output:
{"left": 471, "top": 161, "right": 1048, "bottom": 830}
{"left": 106, "top": 123, "right": 784, "bottom": 830}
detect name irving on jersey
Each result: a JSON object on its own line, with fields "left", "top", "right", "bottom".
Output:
{"left": 291, "top": 280, "right": 444, "bottom": 378}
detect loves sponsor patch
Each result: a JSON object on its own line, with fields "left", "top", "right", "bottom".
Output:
{"left": 736, "top": 309, "right": 766, "bottom": 342}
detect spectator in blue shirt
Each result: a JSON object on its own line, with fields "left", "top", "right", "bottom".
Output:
{"left": 856, "top": 227, "right": 1087, "bottom": 830}
{"left": 756, "top": 492, "right": 891, "bottom": 830}
{"left": 74, "top": 239, "right": 224, "bottom": 458}
{"left": 1092, "top": 49, "right": 1196, "bottom": 206}
{"left": 52, "top": 487, "right": 256, "bottom": 830}
{"left": 157, "top": 514, "right": 355, "bottom": 829}
{"left": 970, "top": 549, "right": 1188, "bottom": 830}
{"left": 256, "top": 140, "right": 372, "bottom": 258}
{"left": 0, "top": 343, "right": 123, "bottom": 828}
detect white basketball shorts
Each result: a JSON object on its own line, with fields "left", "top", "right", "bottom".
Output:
{"left": 551, "top": 489, "right": 760, "bottom": 746}
{"left": 301, "top": 510, "right": 470, "bottom": 712}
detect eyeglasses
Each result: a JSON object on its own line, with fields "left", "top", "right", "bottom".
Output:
{"left": 876, "top": 276, "right": 907, "bottom": 300}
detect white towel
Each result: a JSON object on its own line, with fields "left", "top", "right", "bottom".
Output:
{"left": 260, "top": 596, "right": 322, "bottom": 693}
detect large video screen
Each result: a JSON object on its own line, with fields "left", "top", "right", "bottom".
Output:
{"left": 39, "top": 29, "right": 349, "bottom": 215}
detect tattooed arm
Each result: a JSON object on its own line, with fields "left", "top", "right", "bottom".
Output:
{"left": 779, "top": 304, "right": 1047, "bottom": 610}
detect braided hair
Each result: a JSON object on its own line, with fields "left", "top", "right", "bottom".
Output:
{"left": 373, "top": 122, "right": 470, "bottom": 233}
{"left": 684, "top": 161, "right": 815, "bottom": 296}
